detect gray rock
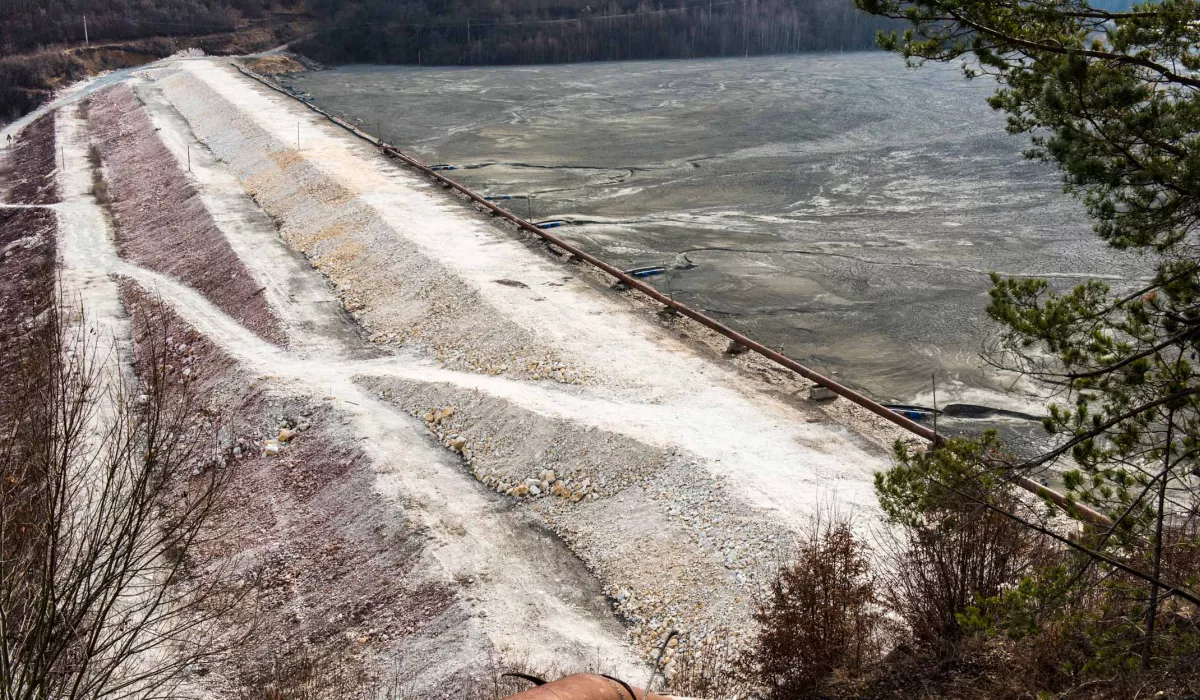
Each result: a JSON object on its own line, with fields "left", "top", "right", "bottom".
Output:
{"left": 808, "top": 385, "right": 839, "bottom": 401}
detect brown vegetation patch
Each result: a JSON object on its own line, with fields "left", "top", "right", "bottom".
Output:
{"left": 0, "top": 6, "right": 315, "bottom": 125}
{"left": 242, "top": 54, "right": 310, "bottom": 76}
{"left": 88, "top": 84, "right": 287, "bottom": 345}
{"left": 749, "top": 520, "right": 885, "bottom": 700}
{"left": 72, "top": 47, "right": 162, "bottom": 76}
{"left": 0, "top": 47, "right": 164, "bottom": 124}
{"left": 0, "top": 208, "right": 57, "bottom": 413}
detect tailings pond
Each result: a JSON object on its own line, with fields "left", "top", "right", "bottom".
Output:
{"left": 287, "top": 52, "right": 1144, "bottom": 423}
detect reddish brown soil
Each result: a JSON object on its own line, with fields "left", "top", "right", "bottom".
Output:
{"left": 88, "top": 84, "right": 287, "bottom": 346}
{"left": 118, "top": 277, "right": 239, "bottom": 401}
{"left": 217, "top": 435, "right": 457, "bottom": 680}
{"left": 117, "top": 278, "right": 458, "bottom": 695}
{"left": 0, "top": 208, "right": 57, "bottom": 405}
{"left": 3, "top": 112, "right": 59, "bottom": 205}
{"left": 0, "top": 113, "right": 58, "bottom": 416}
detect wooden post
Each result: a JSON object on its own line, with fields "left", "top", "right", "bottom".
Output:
{"left": 932, "top": 372, "right": 938, "bottom": 438}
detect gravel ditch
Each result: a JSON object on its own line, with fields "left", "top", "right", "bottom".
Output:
{"left": 359, "top": 374, "right": 793, "bottom": 680}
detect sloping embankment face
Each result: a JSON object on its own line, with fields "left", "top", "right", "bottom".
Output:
{"left": 158, "top": 65, "right": 578, "bottom": 382}
{"left": 86, "top": 84, "right": 287, "bottom": 346}
{"left": 115, "top": 279, "right": 467, "bottom": 695}
{"left": 49, "top": 64, "right": 645, "bottom": 694}
{"left": 0, "top": 112, "right": 58, "bottom": 423}
{"left": 147, "top": 58, "right": 898, "bottom": 676}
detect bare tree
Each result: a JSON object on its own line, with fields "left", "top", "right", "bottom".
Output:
{"left": 1, "top": 295, "right": 240, "bottom": 700}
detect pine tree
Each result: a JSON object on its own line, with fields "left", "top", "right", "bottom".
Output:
{"left": 858, "top": 0, "right": 1200, "bottom": 681}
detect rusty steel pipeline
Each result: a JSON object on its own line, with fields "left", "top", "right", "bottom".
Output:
{"left": 230, "top": 61, "right": 1114, "bottom": 529}
{"left": 505, "top": 674, "right": 670, "bottom": 700}
{"left": 379, "top": 140, "right": 941, "bottom": 440}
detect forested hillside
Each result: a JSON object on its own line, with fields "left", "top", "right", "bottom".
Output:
{"left": 0, "top": 0, "right": 306, "bottom": 55}
{"left": 0, "top": 0, "right": 311, "bottom": 122}
{"left": 0, "top": 0, "right": 1143, "bottom": 123}
{"left": 296, "top": 0, "right": 894, "bottom": 64}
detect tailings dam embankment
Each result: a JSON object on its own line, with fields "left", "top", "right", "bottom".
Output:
{"left": 1, "top": 55, "right": 921, "bottom": 692}
{"left": 156, "top": 56, "right": 899, "bottom": 660}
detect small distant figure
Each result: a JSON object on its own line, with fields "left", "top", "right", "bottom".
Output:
{"left": 5, "top": 134, "right": 11, "bottom": 149}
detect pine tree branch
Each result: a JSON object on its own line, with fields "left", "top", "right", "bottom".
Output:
{"left": 927, "top": 476, "right": 1200, "bottom": 608}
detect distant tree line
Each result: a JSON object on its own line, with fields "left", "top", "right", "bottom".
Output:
{"left": 296, "top": 0, "right": 896, "bottom": 65}
{"left": 0, "top": 0, "right": 311, "bottom": 124}
{"left": 1, "top": 0, "right": 897, "bottom": 67}
{"left": 0, "top": 0, "right": 302, "bottom": 57}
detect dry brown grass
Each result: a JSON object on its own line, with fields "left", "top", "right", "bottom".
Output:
{"left": 243, "top": 54, "right": 309, "bottom": 76}
{"left": 89, "top": 178, "right": 110, "bottom": 203}
{"left": 85, "top": 141, "right": 112, "bottom": 204}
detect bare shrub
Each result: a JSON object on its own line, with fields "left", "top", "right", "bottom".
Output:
{"left": 881, "top": 494, "right": 1041, "bottom": 654}
{"left": 747, "top": 517, "right": 884, "bottom": 699}
{"left": 671, "top": 641, "right": 751, "bottom": 699}
{"left": 90, "top": 177, "right": 110, "bottom": 203}
{"left": 0, "top": 296, "right": 240, "bottom": 698}
{"left": 83, "top": 139, "right": 111, "bottom": 204}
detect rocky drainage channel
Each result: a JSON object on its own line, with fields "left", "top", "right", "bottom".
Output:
{"left": 359, "top": 374, "right": 794, "bottom": 678}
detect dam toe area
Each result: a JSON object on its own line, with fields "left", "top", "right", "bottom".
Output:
{"left": 11, "top": 57, "right": 901, "bottom": 693}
